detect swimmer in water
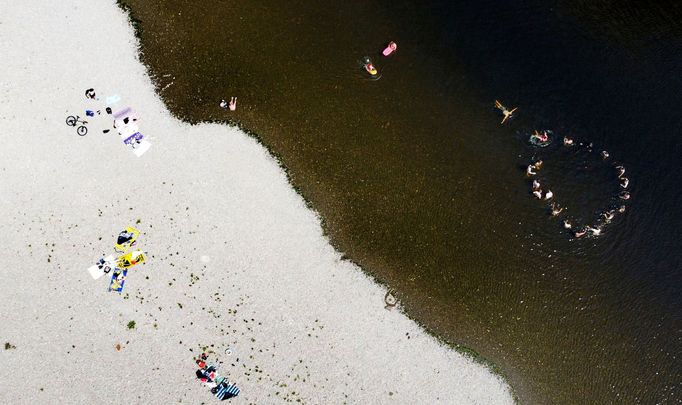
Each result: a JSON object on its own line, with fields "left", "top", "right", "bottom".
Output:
{"left": 587, "top": 225, "right": 602, "bottom": 236}
{"left": 550, "top": 202, "right": 563, "bottom": 216}
{"left": 616, "top": 165, "right": 625, "bottom": 178}
{"left": 544, "top": 189, "right": 553, "bottom": 200}
{"left": 363, "top": 57, "right": 378, "bottom": 75}
{"left": 533, "top": 160, "right": 543, "bottom": 170}
{"left": 601, "top": 150, "right": 610, "bottom": 159}
{"left": 620, "top": 191, "right": 631, "bottom": 200}
{"left": 527, "top": 165, "right": 537, "bottom": 176}
{"left": 495, "top": 100, "right": 517, "bottom": 124}
{"left": 574, "top": 228, "right": 587, "bottom": 238}
{"left": 532, "top": 180, "right": 540, "bottom": 190}
{"left": 532, "top": 130, "right": 549, "bottom": 143}
{"left": 620, "top": 177, "right": 629, "bottom": 188}
{"left": 618, "top": 205, "right": 626, "bottom": 213}
{"left": 563, "top": 219, "right": 572, "bottom": 229}
{"left": 602, "top": 210, "right": 615, "bottom": 223}
{"left": 563, "top": 136, "right": 574, "bottom": 146}
{"left": 219, "top": 99, "right": 228, "bottom": 109}
{"left": 229, "top": 96, "right": 237, "bottom": 111}
{"left": 533, "top": 190, "right": 543, "bottom": 199}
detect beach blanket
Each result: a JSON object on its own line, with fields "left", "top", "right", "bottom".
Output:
{"left": 87, "top": 255, "right": 115, "bottom": 279}
{"left": 108, "top": 268, "right": 127, "bottom": 292}
{"left": 116, "top": 250, "right": 146, "bottom": 269}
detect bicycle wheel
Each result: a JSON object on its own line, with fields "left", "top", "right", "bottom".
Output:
{"left": 77, "top": 126, "right": 88, "bottom": 136}
{"left": 65, "top": 116, "right": 77, "bottom": 126}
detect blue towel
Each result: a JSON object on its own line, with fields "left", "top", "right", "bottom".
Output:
{"left": 215, "top": 382, "right": 240, "bottom": 400}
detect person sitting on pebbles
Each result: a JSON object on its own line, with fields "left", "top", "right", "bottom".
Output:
{"left": 601, "top": 150, "right": 610, "bottom": 159}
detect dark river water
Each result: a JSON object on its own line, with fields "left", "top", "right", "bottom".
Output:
{"left": 120, "top": 0, "right": 681, "bottom": 403}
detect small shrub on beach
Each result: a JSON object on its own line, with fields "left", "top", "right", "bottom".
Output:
{"left": 127, "top": 320, "right": 136, "bottom": 329}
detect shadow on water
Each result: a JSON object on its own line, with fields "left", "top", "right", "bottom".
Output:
{"left": 119, "top": 0, "right": 681, "bottom": 403}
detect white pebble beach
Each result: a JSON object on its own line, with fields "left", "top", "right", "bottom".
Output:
{"left": 0, "top": 1, "right": 514, "bottom": 403}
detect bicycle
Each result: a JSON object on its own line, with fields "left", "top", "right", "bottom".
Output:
{"left": 65, "top": 115, "right": 88, "bottom": 136}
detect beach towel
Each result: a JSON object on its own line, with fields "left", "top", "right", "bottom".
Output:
{"left": 87, "top": 255, "right": 115, "bottom": 279}
{"left": 215, "top": 381, "right": 240, "bottom": 400}
{"left": 108, "top": 268, "right": 127, "bottom": 292}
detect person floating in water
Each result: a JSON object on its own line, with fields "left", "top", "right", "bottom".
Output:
{"left": 363, "top": 57, "right": 378, "bottom": 75}
{"left": 602, "top": 211, "right": 615, "bottom": 223}
{"left": 616, "top": 165, "right": 626, "bottom": 178}
{"left": 586, "top": 225, "right": 602, "bottom": 236}
{"left": 620, "top": 177, "right": 629, "bottom": 188}
{"left": 620, "top": 191, "right": 631, "bottom": 200}
{"left": 229, "top": 97, "right": 237, "bottom": 111}
{"left": 550, "top": 202, "right": 563, "bottom": 216}
{"left": 495, "top": 100, "right": 517, "bottom": 124}
{"left": 531, "top": 130, "right": 549, "bottom": 143}
{"left": 563, "top": 136, "right": 574, "bottom": 146}
{"left": 544, "top": 189, "right": 553, "bottom": 200}
{"left": 527, "top": 165, "right": 537, "bottom": 176}
{"left": 601, "top": 150, "right": 610, "bottom": 159}
{"left": 563, "top": 219, "right": 572, "bottom": 229}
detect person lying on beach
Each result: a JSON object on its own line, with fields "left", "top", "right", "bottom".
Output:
{"left": 550, "top": 202, "right": 563, "bottom": 216}
{"left": 620, "top": 177, "right": 629, "bottom": 188}
{"left": 602, "top": 211, "right": 615, "bottom": 223}
{"left": 527, "top": 165, "right": 537, "bottom": 176}
{"left": 563, "top": 136, "right": 574, "bottom": 146}
{"left": 533, "top": 190, "right": 543, "bottom": 199}
{"left": 532, "top": 180, "right": 540, "bottom": 190}
{"left": 620, "top": 191, "right": 631, "bottom": 200}
{"left": 544, "top": 190, "right": 553, "bottom": 200}
{"left": 495, "top": 100, "right": 517, "bottom": 124}
{"left": 563, "top": 219, "right": 572, "bottom": 229}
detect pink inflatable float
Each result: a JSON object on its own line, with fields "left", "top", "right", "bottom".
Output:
{"left": 382, "top": 41, "right": 397, "bottom": 56}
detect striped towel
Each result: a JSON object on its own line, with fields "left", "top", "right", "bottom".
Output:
{"left": 215, "top": 382, "right": 240, "bottom": 400}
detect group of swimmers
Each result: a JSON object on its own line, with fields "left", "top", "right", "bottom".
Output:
{"left": 495, "top": 100, "right": 631, "bottom": 238}
{"left": 525, "top": 135, "right": 631, "bottom": 238}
